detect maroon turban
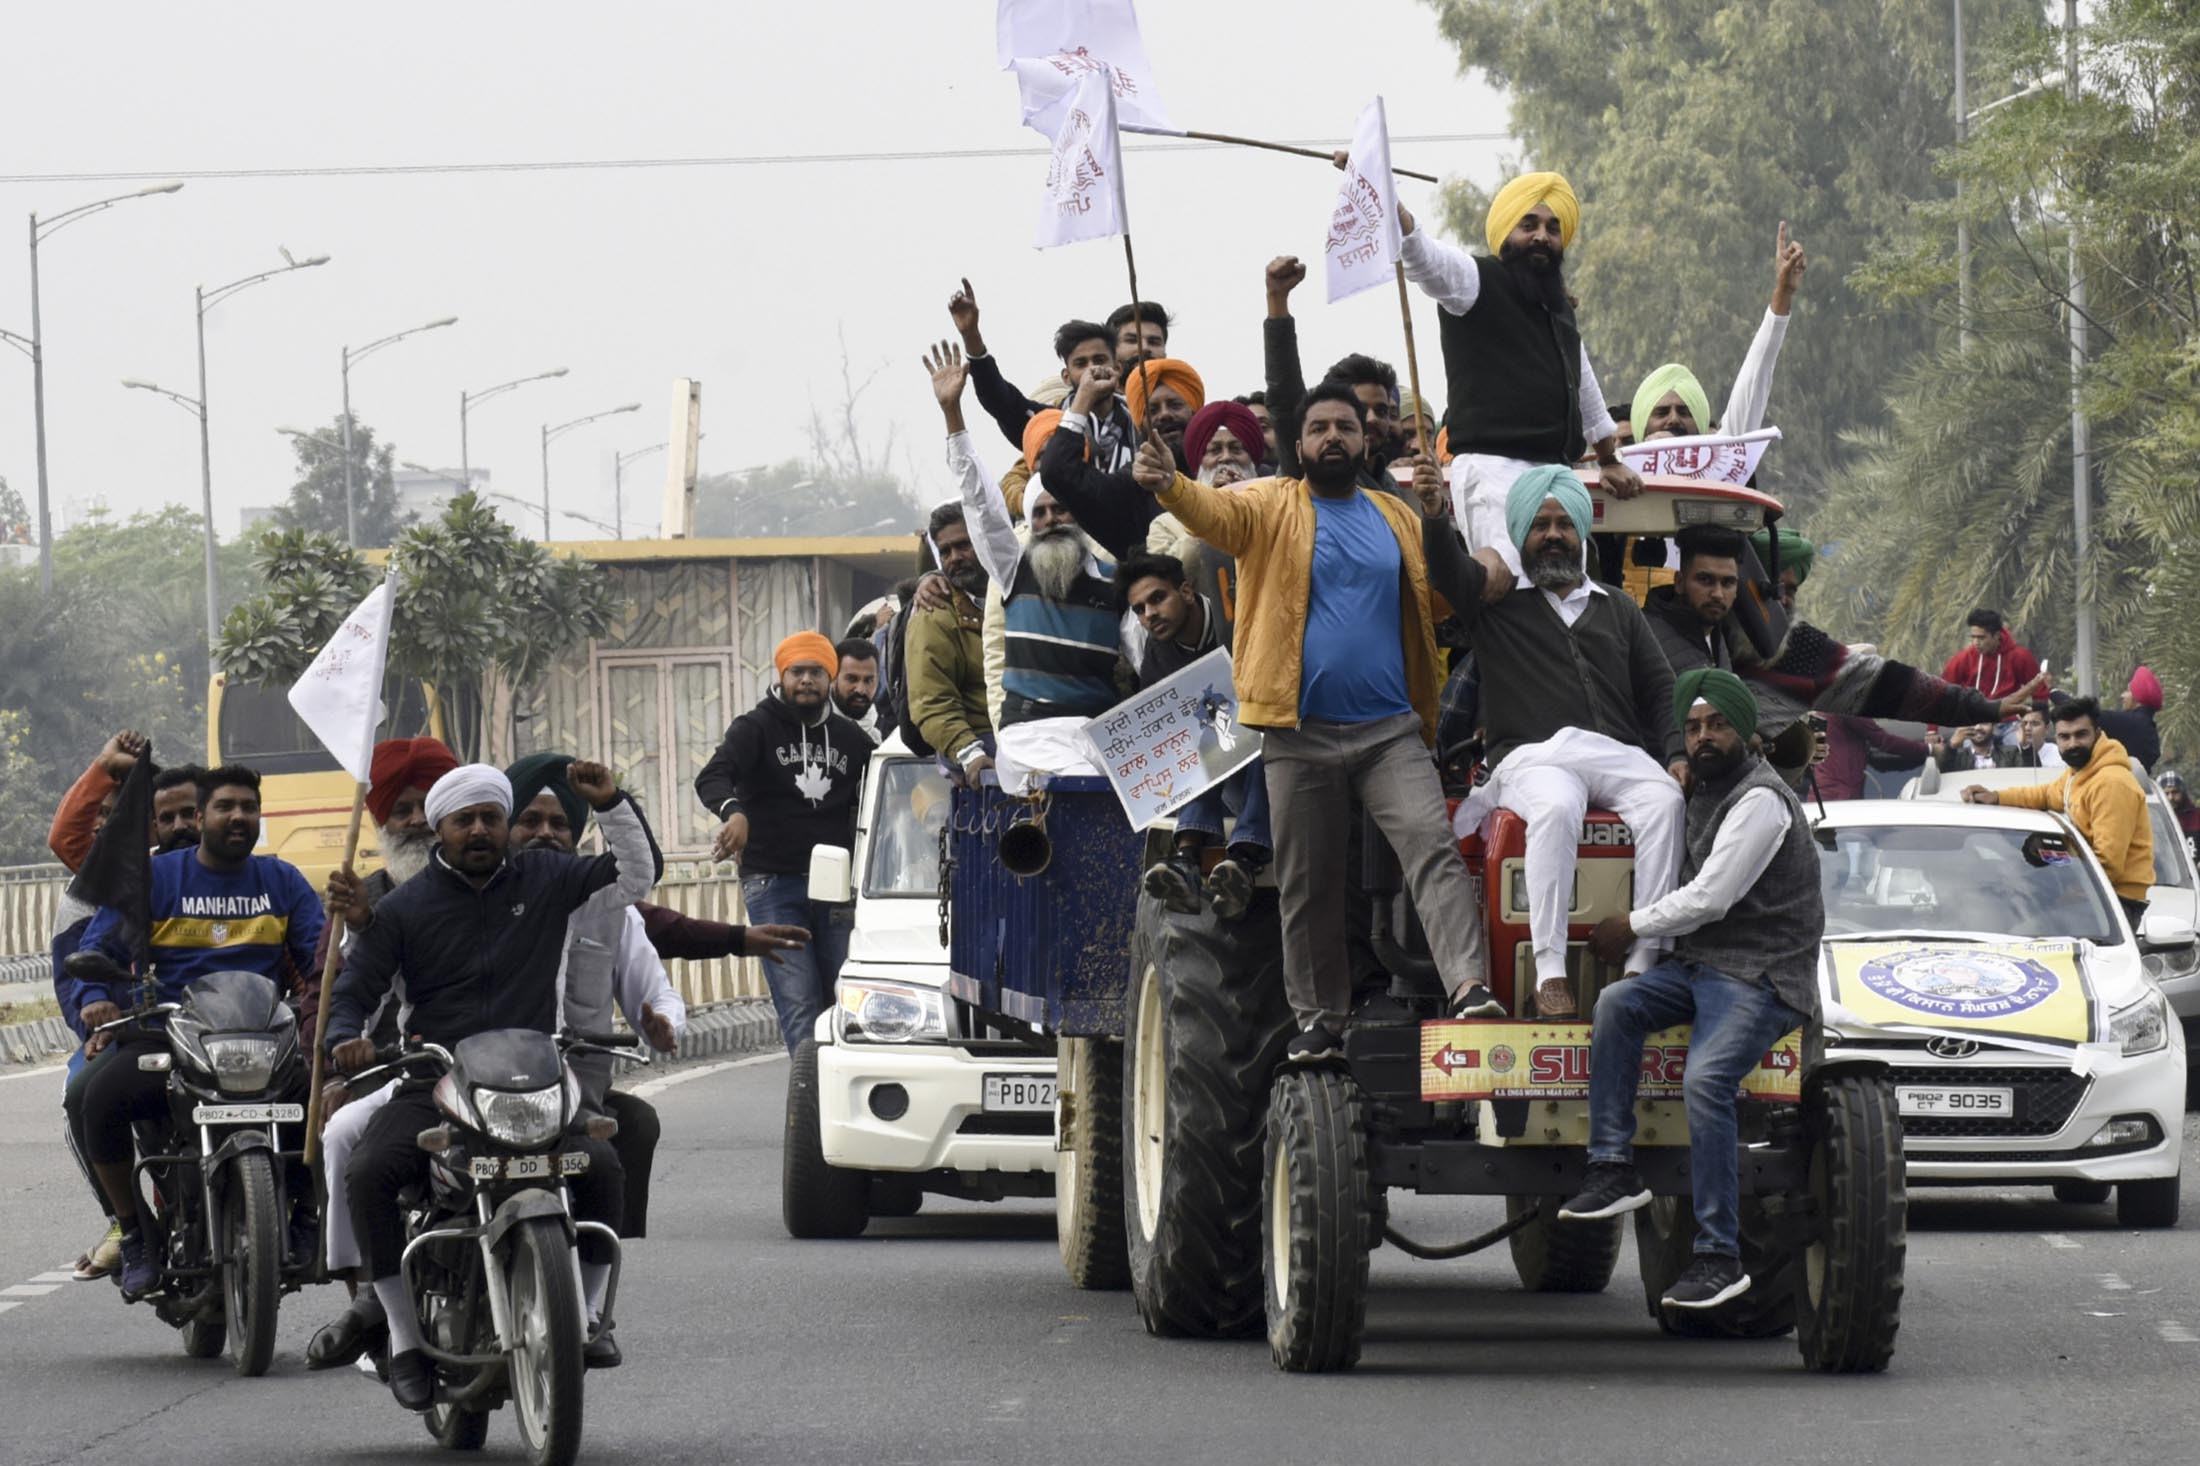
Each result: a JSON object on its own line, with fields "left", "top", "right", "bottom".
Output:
{"left": 366, "top": 737, "right": 460, "bottom": 826}
{"left": 1182, "top": 401, "right": 1266, "bottom": 475}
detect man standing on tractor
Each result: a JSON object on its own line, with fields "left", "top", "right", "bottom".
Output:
{"left": 1557, "top": 668, "right": 1822, "bottom": 1311}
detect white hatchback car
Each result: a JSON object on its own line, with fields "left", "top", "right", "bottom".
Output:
{"left": 780, "top": 740, "right": 1058, "bottom": 1238}
{"left": 1815, "top": 799, "right": 2190, "bottom": 1225}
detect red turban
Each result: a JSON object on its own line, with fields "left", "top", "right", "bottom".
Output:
{"left": 367, "top": 737, "right": 460, "bottom": 827}
{"left": 2130, "top": 665, "right": 2163, "bottom": 710}
{"left": 1182, "top": 401, "right": 1266, "bottom": 475}
{"left": 1122, "top": 358, "right": 1206, "bottom": 429}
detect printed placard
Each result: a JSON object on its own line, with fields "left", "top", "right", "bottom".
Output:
{"left": 1824, "top": 940, "right": 2095, "bottom": 1048}
{"left": 1084, "top": 646, "right": 1262, "bottom": 829}
{"left": 1419, "top": 1020, "right": 1804, "bottom": 1103}
{"left": 1618, "top": 428, "right": 1780, "bottom": 486}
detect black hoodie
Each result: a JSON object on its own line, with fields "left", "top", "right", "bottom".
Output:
{"left": 693, "top": 691, "right": 870, "bottom": 875}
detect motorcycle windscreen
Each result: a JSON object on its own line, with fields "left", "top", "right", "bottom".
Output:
{"left": 452, "top": 1029, "right": 565, "bottom": 1092}
{"left": 179, "top": 968, "right": 284, "bottom": 1031}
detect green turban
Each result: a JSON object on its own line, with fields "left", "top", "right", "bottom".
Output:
{"left": 1630, "top": 362, "right": 1711, "bottom": 438}
{"left": 1673, "top": 667, "right": 1759, "bottom": 742}
{"left": 505, "top": 751, "right": 589, "bottom": 838}
{"left": 1505, "top": 464, "right": 1594, "bottom": 551}
{"left": 1748, "top": 527, "right": 1815, "bottom": 585}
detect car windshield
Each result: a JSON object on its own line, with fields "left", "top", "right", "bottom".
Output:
{"left": 863, "top": 759, "right": 951, "bottom": 899}
{"left": 1818, "top": 823, "right": 2123, "bottom": 946}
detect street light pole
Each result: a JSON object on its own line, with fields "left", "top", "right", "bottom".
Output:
{"left": 1954, "top": 0, "right": 1969, "bottom": 350}
{"left": 540, "top": 402, "right": 642, "bottom": 541}
{"left": 461, "top": 366, "right": 568, "bottom": 486}
{"left": 337, "top": 315, "right": 458, "bottom": 546}
{"left": 2065, "top": 0, "right": 2094, "bottom": 696}
{"left": 25, "top": 181, "right": 183, "bottom": 595}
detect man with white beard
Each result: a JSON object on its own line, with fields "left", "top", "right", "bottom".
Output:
{"left": 302, "top": 736, "right": 457, "bottom": 1374}
{"left": 926, "top": 342, "right": 1125, "bottom": 788}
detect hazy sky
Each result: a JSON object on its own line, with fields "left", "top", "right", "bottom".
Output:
{"left": 2, "top": 2, "right": 1510, "bottom": 542}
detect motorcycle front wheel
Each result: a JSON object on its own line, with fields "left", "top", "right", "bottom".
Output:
{"left": 222, "top": 1152, "right": 282, "bottom": 1378}
{"left": 506, "top": 1216, "right": 585, "bottom": 1466}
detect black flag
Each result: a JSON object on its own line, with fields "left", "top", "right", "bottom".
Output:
{"left": 67, "top": 752, "right": 157, "bottom": 974}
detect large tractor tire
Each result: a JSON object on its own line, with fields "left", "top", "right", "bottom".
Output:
{"left": 1506, "top": 1195, "right": 1623, "bottom": 1294}
{"left": 782, "top": 1040, "right": 871, "bottom": 1239}
{"left": 1124, "top": 895, "right": 1295, "bottom": 1338}
{"left": 1262, "top": 1068, "right": 1373, "bottom": 1373}
{"left": 1796, "top": 1072, "right": 1906, "bottom": 1373}
{"left": 1635, "top": 1195, "right": 1797, "bottom": 1339}
{"left": 1057, "top": 1036, "right": 1129, "bottom": 1290}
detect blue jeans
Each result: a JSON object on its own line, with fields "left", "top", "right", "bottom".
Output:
{"left": 1172, "top": 758, "right": 1271, "bottom": 858}
{"left": 741, "top": 873, "right": 855, "bottom": 1055}
{"left": 1587, "top": 958, "right": 1802, "bottom": 1257}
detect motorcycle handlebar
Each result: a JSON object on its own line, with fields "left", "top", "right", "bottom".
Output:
{"left": 90, "top": 1001, "right": 181, "bottom": 1035}
{"left": 564, "top": 1031, "right": 640, "bottom": 1051}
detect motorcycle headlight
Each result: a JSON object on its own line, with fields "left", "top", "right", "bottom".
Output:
{"left": 474, "top": 1085, "right": 566, "bottom": 1148}
{"left": 168, "top": 1013, "right": 211, "bottom": 1074}
{"left": 2110, "top": 992, "right": 2170, "bottom": 1057}
{"left": 204, "top": 1036, "right": 279, "bottom": 1094}
{"left": 836, "top": 979, "right": 948, "bottom": 1043}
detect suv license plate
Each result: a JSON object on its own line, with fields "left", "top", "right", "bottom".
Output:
{"left": 983, "top": 1075, "right": 1057, "bottom": 1112}
{"left": 192, "top": 1103, "right": 305, "bottom": 1124}
{"left": 1897, "top": 1086, "right": 2015, "bottom": 1118}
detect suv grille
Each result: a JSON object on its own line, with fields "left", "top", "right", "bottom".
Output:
{"left": 1894, "top": 1065, "right": 2093, "bottom": 1138}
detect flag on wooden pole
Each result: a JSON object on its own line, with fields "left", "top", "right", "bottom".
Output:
{"left": 286, "top": 570, "right": 397, "bottom": 783}
{"left": 1326, "top": 97, "right": 1402, "bottom": 303}
{"left": 1036, "top": 66, "right": 1128, "bottom": 250}
{"left": 998, "top": 0, "right": 1179, "bottom": 137}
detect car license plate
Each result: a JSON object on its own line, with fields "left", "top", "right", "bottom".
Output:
{"left": 192, "top": 1103, "right": 304, "bottom": 1124}
{"left": 983, "top": 1074, "right": 1057, "bottom": 1112}
{"left": 1896, "top": 1086, "right": 2015, "bottom": 1118}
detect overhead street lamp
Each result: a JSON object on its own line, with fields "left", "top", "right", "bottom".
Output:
{"left": 540, "top": 403, "right": 641, "bottom": 540}
{"left": 28, "top": 180, "right": 184, "bottom": 594}
{"left": 340, "top": 315, "right": 457, "bottom": 545}
{"left": 610, "top": 434, "right": 703, "bottom": 540}
{"left": 460, "top": 366, "right": 568, "bottom": 487}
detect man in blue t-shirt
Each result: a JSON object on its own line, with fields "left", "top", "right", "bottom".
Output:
{"left": 65, "top": 764, "right": 324, "bottom": 1298}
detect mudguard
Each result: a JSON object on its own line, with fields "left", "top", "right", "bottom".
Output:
{"left": 480, "top": 1188, "right": 573, "bottom": 1257}
{"left": 202, "top": 1126, "right": 274, "bottom": 1175}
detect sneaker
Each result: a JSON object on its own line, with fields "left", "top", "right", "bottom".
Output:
{"left": 1142, "top": 851, "right": 1204, "bottom": 915}
{"left": 1662, "top": 1253, "right": 1752, "bottom": 1310}
{"left": 1203, "top": 856, "right": 1257, "bottom": 921}
{"left": 117, "top": 1230, "right": 158, "bottom": 1300}
{"left": 1533, "top": 977, "right": 1579, "bottom": 1019}
{"left": 74, "top": 1221, "right": 123, "bottom": 1281}
{"left": 1284, "top": 1022, "right": 1344, "bottom": 1064}
{"left": 1557, "top": 1161, "right": 1652, "bottom": 1222}
{"left": 387, "top": 1348, "right": 436, "bottom": 1412}
{"left": 1449, "top": 983, "right": 1505, "bottom": 1019}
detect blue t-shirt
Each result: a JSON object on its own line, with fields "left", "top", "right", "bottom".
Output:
{"left": 78, "top": 850, "right": 324, "bottom": 1009}
{"left": 1299, "top": 491, "right": 1412, "bottom": 723}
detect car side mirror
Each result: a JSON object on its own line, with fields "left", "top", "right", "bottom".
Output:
{"left": 808, "top": 845, "right": 854, "bottom": 905}
{"left": 2138, "top": 908, "right": 2196, "bottom": 953}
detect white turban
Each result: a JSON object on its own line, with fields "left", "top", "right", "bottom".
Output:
{"left": 424, "top": 764, "right": 514, "bottom": 830}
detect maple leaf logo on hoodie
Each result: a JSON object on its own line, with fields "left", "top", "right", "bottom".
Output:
{"left": 793, "top": 758, "right": 833, "bottom": 807}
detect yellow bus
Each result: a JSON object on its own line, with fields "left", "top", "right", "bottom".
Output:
{"left": 205, "top": 673, "right": 446, "bottom": 889}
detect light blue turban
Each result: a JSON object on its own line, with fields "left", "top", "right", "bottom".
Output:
{"left": 1505, "top": 464, "right": 1594, "bottom": 550}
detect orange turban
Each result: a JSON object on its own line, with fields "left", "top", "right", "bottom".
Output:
{"left": 1023, "top": 408, "right": 1064, "bottom": 473}
{"left": 1122, "top": 358, "right": 1206, "bottom": 429}
{"left": 774, "top": 631, "right": 838, "bottom": 681}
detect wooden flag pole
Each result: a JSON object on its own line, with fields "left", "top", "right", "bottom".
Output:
{"left": 1122, "top": 231, "right": 1154, "bottom": 407}
{"left": 1168, "top": 128, "right": 1439, "bottom": 184}
{"left": 302, "top": 781, "right": 368, "bottom": 1169}
{"left": 1395, "top": 261, "right": 1432, "bottom": 462}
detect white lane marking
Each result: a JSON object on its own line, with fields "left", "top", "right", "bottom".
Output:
{"left": 627, "top": 1050, "right": 786, "bottom": 1099}
{"left": 2158, "top": 1321, "right": 2198, "bottom": 1344}
{"left": 27, "top": 1272, "right": 76, "bottom": 1285}
{"left": 0, "top": 1063, "right": 68, "bottom": 1085}
{"left": 2042, "top": 1233, "right": 2082, "bottom": 1250}
{"left": 2099, "top": 1273, "right": 2132, "bottom": 1291}
{"left": 0, "top": 1301, "right": 19, "bottom": 1316}
{"left": 0, "top": 1284, "right": 61, "bottom": 1298}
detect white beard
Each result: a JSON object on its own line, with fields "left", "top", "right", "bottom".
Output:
{"left": 1026, "top": 529, "right": 1087, "bottom": 602}
{"left": 1198, "top": 462, "right": 1251, "bottom": 488}
{"left": 380, "top": 827, "right": 435, "bottom": 885}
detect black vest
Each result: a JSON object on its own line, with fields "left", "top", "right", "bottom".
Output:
{"left": 1672, "top": 755, "right": 1823, "bottom": 1020}
{"left": 1439, "top": 255, "right": 1585, "bottom": 463}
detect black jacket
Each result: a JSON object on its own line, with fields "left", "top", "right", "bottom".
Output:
{"left": 324, "top": 795, "right": 658, "bottom": 1053}
{"left": 1644, "top": 584, "right": 1732, "bottom": 676}
{"left": 692, "top": 692, "right": 869, "bottom": 875}
{"left": 2100, "top": 707, "right": 2161, "bottom": 772}
{"left": 1136, "top": 594, "right": 1229, "bottom": 687}
{"left": 1037, "top": 424, "right": 1161, "bottom": 560}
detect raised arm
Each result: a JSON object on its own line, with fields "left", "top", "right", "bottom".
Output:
{"left": 928, "top": 341, "right": 1022, "bottom": 590}
{"left": 950, "top": 277, "right": 1045, "bottom": 451}
{"left": 1397, "top": 213, "right": 1483, "bottom": 315}
{"left": 1264, "top": 256, "right": 1310, "bottom": 476}
{"left": 1721, "top": 223, "right": 1804, "bottom": 434}
{"left": 1137, "top": 430, "right": 1260, "bottom": 559}
{"left": 555, "top": 764, "right": 660, "bottom": 912}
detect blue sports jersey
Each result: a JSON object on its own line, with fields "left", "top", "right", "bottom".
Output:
{"left": 78, "top": 850, "right": 324, "bottom": 1010}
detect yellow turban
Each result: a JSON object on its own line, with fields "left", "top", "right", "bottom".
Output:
{"left": 1485, "top": 171, "right": 1580, "bottom": 257}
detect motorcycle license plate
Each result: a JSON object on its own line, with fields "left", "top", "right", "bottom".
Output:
{"left": 982, "top": 1074, "right": 1057, "bottom": 1112}
{"left": 469, "top": 1154, "right": 592, "bottom": 1180}
{"left": 1896, "top": 1086, "right": 2015, "bottom": 1118}
{"left": 191, "top": 1103, "right": 305, "bottom": 1124}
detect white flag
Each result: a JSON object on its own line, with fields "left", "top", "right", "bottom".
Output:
{"left": 1325, "top": 98, "right": 1402, "bottom": 303}
{"left": 1618, "top": 428, "right": 1783, "bottom": 487}
{"left": 1036, "top": 66, "right": 1127, "bottom": 250}
{"left": 998, "top": 0, "right": 1179, "bottom": 138}
{"left": 286, "top": 569, "right": 397, "bottom": 783}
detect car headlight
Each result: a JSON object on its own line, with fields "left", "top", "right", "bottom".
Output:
{"left": 2142, "top": 942, "right": 2200, "bottom": 983}
{"left": 204, "top": 1036, "right": 279, "bottom": 1094}
{"left": 474, "top": 1085, "right": 566, "bottom": 1148}
{"left": 2110, "top": 992, "right": 2170, "bottom": 1057}
{"left": 836, "top": 979, "right": 948, "bottom": 1043}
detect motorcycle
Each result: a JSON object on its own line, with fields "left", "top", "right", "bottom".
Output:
{"left": 345, "top": 1028, "right": 634, "bottom": 1466}
{"left": 71, "top": 956, "right": 309, "bottom": 1378}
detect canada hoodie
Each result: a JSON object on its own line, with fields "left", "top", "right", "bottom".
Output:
{"left": 1941, "top": 626, "right": 2042, "bottom": 704}
{"left": 692, "top": 691, "right": 869, "bottom": 875}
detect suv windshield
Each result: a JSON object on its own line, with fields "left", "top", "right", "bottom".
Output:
{"left": 864, "top": 759, "right": 951, "bottom": 899}
{"left": 1819, "top": 823, "right": 2123, "bottom": 945}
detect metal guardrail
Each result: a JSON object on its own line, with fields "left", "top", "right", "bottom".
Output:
{"left": 0, "top": 860, "right": 760, "bottom": 1009}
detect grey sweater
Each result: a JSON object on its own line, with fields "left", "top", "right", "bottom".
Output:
{"left": 1423, "top": 518, "right": 1684, "bottom": 770}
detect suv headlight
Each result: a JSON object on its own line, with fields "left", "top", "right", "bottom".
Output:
{"left": 474, "top": 1085, "right": 566, "bottom": 1148}
{"left": 204, "top": 1036, "right": 279, "bottom": 1094}
{"left": 836, "top": 979, "right": 948, "bottom": 1043}
{"left": 2110, "top": 992, "right": 2170, "bottom": 1057}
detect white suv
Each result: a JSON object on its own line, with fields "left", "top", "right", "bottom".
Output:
{"left": 781, "top": 740, "right": 1058, "bottom": 1238}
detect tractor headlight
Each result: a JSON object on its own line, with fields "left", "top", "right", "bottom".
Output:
{"left": 836, "top": 979, "right": 948, "bottom": 1043}
{"left": 204, "top": 1036, "right": 279, "bottom": 1094}
{"left": 2110, "top": 992, "right": 2170, "bottom": 1057}
{"left": 474, "top": 1085, "right": 566, "bottom": 1148}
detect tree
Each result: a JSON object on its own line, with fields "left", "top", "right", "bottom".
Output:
{"left": 1812, "top": 0, "right": 2200, "bottom": 753}
{"left": 217, "top": 493, "right": 624, "bottom": 762}
{"left": 1423, "top": 0, "right": 2043, "bottom": 507}
{"left": 273, "top": 413, "right": 411, "bottom": 548}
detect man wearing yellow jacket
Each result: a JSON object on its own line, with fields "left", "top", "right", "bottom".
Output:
{"left": 1131, "top": 382, "right": 1505, "bottom": 1061}
{"left": 1963, "top": 695, "right": 2155, "bottom": 925}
